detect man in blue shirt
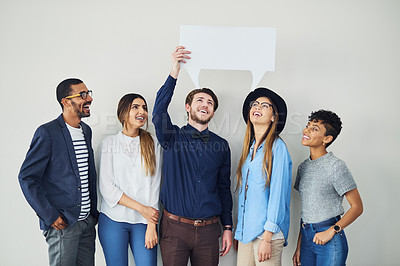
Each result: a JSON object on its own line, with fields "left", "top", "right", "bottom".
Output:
{"left": 153, "top": 46, "right": 233, "bottom": 266}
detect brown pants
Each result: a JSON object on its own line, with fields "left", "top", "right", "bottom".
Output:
{"left": 159, "top": 213, "right": 222, "bottom": 266}
{"left": 237, "top": 238, "right": 285, "bottom": 266}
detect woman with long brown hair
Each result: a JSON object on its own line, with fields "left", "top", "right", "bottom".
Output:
{"left": 98, "top": 93, "right": 161, "bottom": 266}
{"left": 235, "top": 88, "right": 292, "bottom": 266}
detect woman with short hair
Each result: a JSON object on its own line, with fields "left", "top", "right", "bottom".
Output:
{"left": 292, "top": 110, "right": 363, "bottom": 266}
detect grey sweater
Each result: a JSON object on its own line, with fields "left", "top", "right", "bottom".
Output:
{"left": 294, "top": 152, "right": 357, "bottom": 223}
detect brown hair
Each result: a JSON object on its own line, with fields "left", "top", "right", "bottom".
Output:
{"left": 236, "top": 100, "right": 280, "bottom": 192}
{"left": 117, "top": 94, "right": 156, "bottom": 176}
{"left": 185, "top": 88, "right": 219, "bottom": 114}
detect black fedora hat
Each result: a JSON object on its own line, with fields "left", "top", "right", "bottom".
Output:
{"left": 242, "top": 87, "right": 288, "bottom": 134}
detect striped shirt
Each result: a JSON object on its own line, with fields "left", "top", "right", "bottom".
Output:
{"left": 67, "top": 124, "right": 91, "bottom": 221}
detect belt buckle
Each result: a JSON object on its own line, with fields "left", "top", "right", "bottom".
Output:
{"left": 194, "top": 219, "right": 204, "bottom": 227}
{"left": 301, "top": 222, "right": 306, "bottom": 228}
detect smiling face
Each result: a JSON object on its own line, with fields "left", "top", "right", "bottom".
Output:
{"left": 302, "top": 120, "right": 333, "bottom": 147}
{"left": 185, "top": 92, "right": 215, "bottom": 125}
{"left": 124, "top": 98, "right": 148, "bottom": 131}
{"left": 67, "top": 83, "right": 92, "bottom": 118}
{"left": 249, "top": 97, "right": 275, "bottom": 127}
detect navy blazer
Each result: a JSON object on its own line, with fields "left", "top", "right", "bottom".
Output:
{"left": 19, "top": 114, "right": 99, "bottom": 230}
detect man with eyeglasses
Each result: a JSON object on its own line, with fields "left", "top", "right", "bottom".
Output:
{"left": 18, "top": 78, "right": 99, "bottom": 266}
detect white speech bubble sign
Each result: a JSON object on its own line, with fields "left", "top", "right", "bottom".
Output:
{"left": 180, "top": 25, "right": 276, "bottom": 90}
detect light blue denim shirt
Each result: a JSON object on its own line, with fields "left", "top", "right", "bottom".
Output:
{"left": 234, "top": 138, "right": 292, "bottom": 245}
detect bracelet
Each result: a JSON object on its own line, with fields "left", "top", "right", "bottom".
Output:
{"left": 261, "top": 239, "right": 272, "bottom": 243}
{"left": 224, "top": 226, "right": 233, "bottom": 231}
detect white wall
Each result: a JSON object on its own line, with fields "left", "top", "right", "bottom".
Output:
{"left": 1, "top": 0, "right": 399, "bottom": 265}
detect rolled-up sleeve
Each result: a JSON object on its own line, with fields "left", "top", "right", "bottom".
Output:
{"left": 264, "top": 140, "right": 292, "bottom": 234}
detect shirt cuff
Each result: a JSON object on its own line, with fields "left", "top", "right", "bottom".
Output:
{"left": 104, "top": 190, "right": 124, "bottom": 208}
{"left": 264, "top": 220, "right": 280, "bottom": 234}
{"left": 44, "top": 211, "right": 62, "bottom": 227}
{"left": 167, "top": 75, "right": 177, "bottom": 82}
{"left": 220, "top": 214, "right": 233, "bottom": 227}
{"left": 337, "top": 184, "right": 357, "bottom": 197}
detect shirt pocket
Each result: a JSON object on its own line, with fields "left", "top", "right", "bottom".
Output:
{"left": 249, "top": 170, "right": 268, "bottom": 187}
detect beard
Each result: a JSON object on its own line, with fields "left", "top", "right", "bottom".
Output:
{"left": 71, "top": 101, "right": 90, "bottom": 118}
{"left": 189, "top": 109, "right": 212, "bottom": 125}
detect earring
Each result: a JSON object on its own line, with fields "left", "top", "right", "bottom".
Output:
{"left": 322, "top": 142, "right": 325, "bottom": 146}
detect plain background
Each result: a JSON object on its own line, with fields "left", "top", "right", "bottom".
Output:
{"left": 1, "top": 0, "right": 399, "bottom": 265}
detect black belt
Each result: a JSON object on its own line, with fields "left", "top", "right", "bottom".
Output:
{"left": 301, "top": 216, "right": 340, "bottom": 229}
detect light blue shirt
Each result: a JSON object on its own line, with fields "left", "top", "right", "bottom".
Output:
{"left": 235, "top": 138, "right": 292, "bottom": 245}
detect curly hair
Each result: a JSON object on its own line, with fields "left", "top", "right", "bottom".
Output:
{"left": 308, "top": 110, "right": 342, "bottom": 148}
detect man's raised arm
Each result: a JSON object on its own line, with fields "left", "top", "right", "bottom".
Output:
{"left": 152, "top": 47, "right": 191, "bottom": 147}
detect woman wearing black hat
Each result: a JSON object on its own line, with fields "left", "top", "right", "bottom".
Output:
{"left": 234, "top": 88, "right": 292, "bottom": 265}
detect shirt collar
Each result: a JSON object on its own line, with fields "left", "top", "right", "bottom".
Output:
{"left": 249, "top": 139, "right": 265, "bottom": 152}
{"left": 118, "top": 131, "right": 139, "bottom": 143}
{"left": 184, "top": 123, "right": 210, "bottom": 135}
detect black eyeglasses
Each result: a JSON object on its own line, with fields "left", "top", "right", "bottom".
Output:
{"left": 250, "top": 100, "right": 273, "bottom": 110}
{"left": 65, "top": 90, "right": 93, "bottom": 100}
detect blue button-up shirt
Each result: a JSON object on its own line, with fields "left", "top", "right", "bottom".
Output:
{"left": 235, "top": 138, "right": 292, "bottom": 245}
{"left": 152, "top": 75, "right": 233, "bottom": 226}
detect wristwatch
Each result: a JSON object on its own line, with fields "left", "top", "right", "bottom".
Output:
{"left": 333, "top": 224, "right": 342, "bottom": 233}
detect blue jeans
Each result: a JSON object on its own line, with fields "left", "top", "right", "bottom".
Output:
{"left": 98, "top": 213, "right": 157, "bottom": 266}
{"left": 300, "top": 217, "right": 348, "bottom": 266}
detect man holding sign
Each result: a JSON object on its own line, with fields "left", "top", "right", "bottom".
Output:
{"left": 152, "top": 46, "right": 233, "bottom": 266}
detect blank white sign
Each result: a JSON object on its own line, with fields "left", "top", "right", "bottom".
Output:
{"left": 180, "top": 25, "right": 276, "bottom": 90}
